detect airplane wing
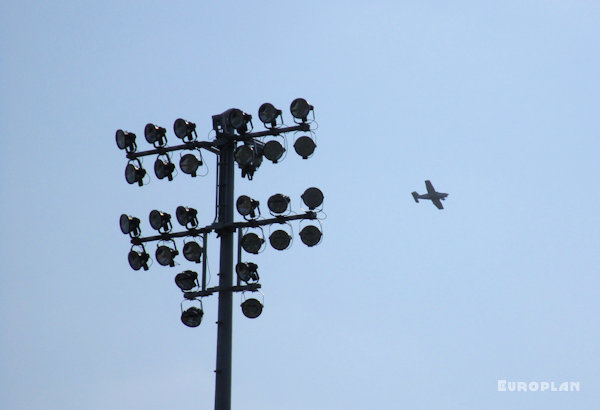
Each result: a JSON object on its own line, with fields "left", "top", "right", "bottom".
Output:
{"left": 432, "top": 198, "right": 444, "bottom": 209}
{"left": 425, "top": 180, "right": 436, "bottom": 194}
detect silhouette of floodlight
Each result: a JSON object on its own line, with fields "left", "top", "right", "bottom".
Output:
{"left": 258, "top": 103, "right": 281, "bottom": 127}
{"left": 156, "top": 245, "right": 178, "bottom": 267}
{"left": 120, "top": 214, "right": 141, "bottom": 236}
{"left": 236, "top": 195, "right": 260, "bottom": 218}
{"left": 128, "top": 248, "right": 149, "bottom": 271}
{"left": 116, "top": 130, "right": 137, "bottom": 152}
{"left": 183, "top": 241, "right": 203, "bottom": 263}
{"left": 269, "top": 230, "right": 291, "bottom": 250}
{"left": 125, "top": 162, "right": 146, "bottom": 186}
{"left": 174, "top": 118, "right": 196, "bottom": 141}
{"left": 300, "top": 225, "right": 322, "bottom": 247}
{"left": 180, "top": 153, "right": 201, "bottom": 177}
{"left": 263, "top": 140, "right": 285, "bottom": 163}
{"left": 175, "top": 270, "right": 198, "bottom": 291}
{"left": 294, "top": 136, "right": 316, "bottom": 159}
{"left": 301, "top": 187, "right": 324, "bottom": 210}
{"left": 290, "top": 98, "right": 313, "bottom": 122}
{"left": 241, "top": 298, "right": 263, "bottom": 319}
{"left": 144, "top": 123, "right": 167, "bottom": 146}
{"left": 241, "top": 233, "right": 264, "bottom": 254}
{"left": 181, "top": 306, "right": 203, "bottom": 327}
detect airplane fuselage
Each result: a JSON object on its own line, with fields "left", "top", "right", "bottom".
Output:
{"left": 416, "top": 192, "right": 448, "bottom": 201}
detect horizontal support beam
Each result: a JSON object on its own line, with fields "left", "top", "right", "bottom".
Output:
{"left": 235, "top": 123, "right": 311, "bottom": 141}
{"left": 130, "top": 212, "right": 318, "bottom": 245}
{"left": 127, "top": 140, "right": 219, "bottom": 160}
{"left": 183, "top": 283, "right": 261, "bottom": 299}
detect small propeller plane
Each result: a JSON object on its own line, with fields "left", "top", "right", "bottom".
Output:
{"left": 412, "top": 180, "right": 448, "bottom": 210}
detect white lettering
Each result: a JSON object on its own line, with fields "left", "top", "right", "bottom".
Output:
{"left": 559, "top": 382, "right": 569, "bottom": 392}
{"left": 497, "top": 380, "right": 507, "bottom": 391}
{"left": 517, "top": 382, "right": 527, "bottom": 392}
{"left": 528, "top": 382, "right": 539, "bottom": 391}
{"left": 570, "top": 382, "right": 580, "bottom": 391}
{"left": 507, "top": 382, "right": 516, "bottom": 391}
{"left": 540, "top": 382, "right": 549, "bottom": 391}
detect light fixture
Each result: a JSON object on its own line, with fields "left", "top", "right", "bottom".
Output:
{"left": 228, "top": 109, "right": 252, "bottom": 134}
{"left": 149, "top": 210, "right": 172, "bottom": 232}
{"left": 294, "top": 136, "right": 316, "bottom": 159}
{"left": 258, "top": 103, "right": 282, "bottom": 127}
{"left": 181, "top": 306, "right": 203, "bottom": 327}
{"left": 156, "top": 244, "right": 178, "bottom": 267}
{"left": 179, "top": 153, "right": 201, "bottom": 177}
{"left": 183, "top": 241, "right": 203, "bottom": 263}
{"left": 154, "top": 156, "right": 175, "bottom": 181}
{"left": 173, "top": 118, "right": 196, "bottom": 141}
{"left": 267, "top": 194, "right": 290, "bottom": 214}
{"left": 269, "top": 230, "right": 292, "bottom": 250}
{"left": 119, "top": 214, "right": 141, "bottom": 236}
{"left": 144, "top": 123, "right": 167, "bottom": 146}
{"left": 176, "top": 206, "right": 198, "bottom": 228}
{"left": 241, "top": 298, "right": 263, "bottom": 319}
{"left": 263, "top": 140, "right": 285, "bottom": 163}
{"left": 236, "top": 195, "right": 260, "bottom": 219}
{"left": 175, "top": 270, "right": 198, "bottom": 291}
{"left": 300, "top": 225, "right": 322, "bottom": 247}
{"left": 234, "top": 145, "right": 254, "bottom": 167}
{"left": 235, "top": 262, "right": 259, "bottom": 283}
{"left": 290, "top": 98, "right": 313, "bottom": 122}
{"left": 301, "top": 187, "right": 324, "bottom": 210}
{"left": 241, "top": 232, "right": 264, "bottom": 254}
{"left": 125, "top": 162, "right": 146, "bottom": 186}
{"left": 116, "top": 129, "right": 137, "bottom": 152}
{"left": 128, "top": 248, "right": 149, "bottom": 271}
{"left": 234, "top": 145, "right": 262, "bottom": 179}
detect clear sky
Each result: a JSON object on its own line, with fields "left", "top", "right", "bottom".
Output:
{"left": 1, "top": 1, "right": 599, "bottom": 409}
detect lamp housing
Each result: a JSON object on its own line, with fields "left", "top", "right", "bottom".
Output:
{"left": 241, "top": 232, "right": 264, "bottom": 254}
{"left": 180, "top": 153, "right": 201, "bottom": 177}
{"left": 174, "top": 118, "right": 196, "bottom": 141}
{"left": 183, "top": 241, "right": 203, "bottom": 263}
{"left": 120, "top": 214, "right": 141, "bottom": 236}
{"left": 144, "top": 123, "right": 167, "bottom": 146}
{"left": 241, "top": 298, "right": 263, "bottom": 319}
{"left": 149, "top": 210, "right": 172, "bottom": 232}
{"left": 300, "top": 225, "right": 322, "bottom": 247}
{"left": 125, "top": 162, "right": 146, "bottom": 186}
{"left": 128, "top": 249, "right": 149, "bottom": 271}
{"left": 290, "top": 98, "right": 313, "bottom": 122}
{"left": 263, "top": 140, "right": 285, "bottom": 163}
{"left": 294, "top": 136, "right": 316, "bottom": 159}
{"left": 236, "top": 262, "right": 259, "bottom": 283}
{"left": 269, "top": 230, "right": 292, "bottom": 251}
{"left": 236, "top": 195, "right": 260, "bottom": 219}
{"left": 258, "top": 103, "right": 282, "bottom": 127}
{"left": 176, "top": 206, "right": 198, "bottom": 228}
{"left": 116, "top": 129, "right": 137, "bottom": 152}
{"left": 267, "top": 194, "right": 290, "bottom": 214}
{"left": 154, "top": 156, "right": 175, "bottom": 181}
{"left": 156, "top": 245, "right": 178, "bottom": 267}
{"left": 301, "top": 187, "right": 324, "bottom": 210}
{"left": 181, "top": 306, "right": 203, "bottom": 327}
{"left": 175, "top": 270, "right": 198, "bottom": 291}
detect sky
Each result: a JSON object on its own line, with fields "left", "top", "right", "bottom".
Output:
{"left": 1, "top": 1, "right": 599, "bottom": 409}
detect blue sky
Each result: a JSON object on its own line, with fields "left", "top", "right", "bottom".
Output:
{"left": 1, "top": 1, "right": 599, "bottom": 409}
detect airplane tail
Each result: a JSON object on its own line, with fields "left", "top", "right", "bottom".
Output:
{"left": 411, "top": 192, "right": 419, "bottom": 203}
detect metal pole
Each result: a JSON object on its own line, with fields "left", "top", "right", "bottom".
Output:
{"left": 214, "top": 142, "right": 235, "bottom": 410}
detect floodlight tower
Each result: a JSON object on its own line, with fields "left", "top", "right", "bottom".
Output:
{"left": 116, "top": 99, "right": 323, "bottom": 410}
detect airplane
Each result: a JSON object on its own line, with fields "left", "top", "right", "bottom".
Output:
{"left": 412, "top": 180, "right": 448, "bottom": 210}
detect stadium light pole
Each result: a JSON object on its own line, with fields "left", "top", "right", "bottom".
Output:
{"left": 116, "top": 99, "right": 322, "bottom": 410}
